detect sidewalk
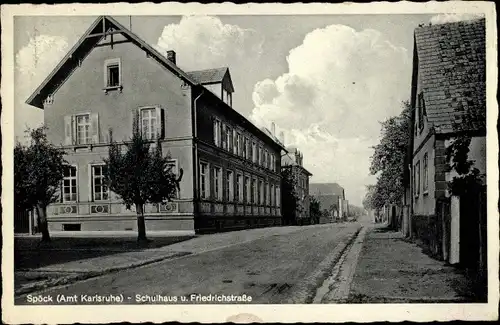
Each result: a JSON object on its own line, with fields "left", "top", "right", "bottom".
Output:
{"left": 346, "top": 225, "right": 476, "bottom": 303}
{"left": 15, "top": 225, "right": 307, "bottom": 296}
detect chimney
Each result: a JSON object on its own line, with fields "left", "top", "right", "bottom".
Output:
{"left": 280, "top": 131, "right": 285, "bottom": 145}
{"left": 271, "top": 122, "right": 276, "bottom": 136}
{"left": 167, "top": 50, "right": 176, "bottom": 65}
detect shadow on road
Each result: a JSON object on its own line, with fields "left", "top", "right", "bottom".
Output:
{"left": 14, "top": 236, "right": 194, "bottom": 270}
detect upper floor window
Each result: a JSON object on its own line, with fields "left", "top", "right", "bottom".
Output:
{"left": 137, "top": 106, "right": 164, "bottom": 140}
{"left": 64, "top": 113, "right": 100, "bottom": 146}
{"left": 104, "top": 58, "right": 122, "bottom": 89}
{"left": 213, "top": 119, "right": 221, "bottom": 147}
{"left": 236, "top": 132, "right": 242, "bottom": 156}
{"left": 252, "top": 142, "right": 257, "bottom": 163}
{"left": 227, "top": 127, "right": 233, "bottom": 152}
{"left": 62, "top": 165, "right": 77, "bottom": 202}
{"left": 418, "top": 92, "right": 426, "bottom": 132}
{"left": 259, "top": 147, "right": 263, "bottom": 166}
{"left": 222, "top": 124, "right": 227, "bottom": 150}
{"left": 76, "top": 114, "right": 91, "bottom": 145}
{"left": 92, "top": 165, "right": 109, "bottom": 201}
{"left": 423, "top": 153, "right": 429, "bottom": 193}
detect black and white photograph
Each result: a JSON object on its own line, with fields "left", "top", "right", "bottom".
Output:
{"left": 1, "top": 2, "right": 498, "bottom": 323}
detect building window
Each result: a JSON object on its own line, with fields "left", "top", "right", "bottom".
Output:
{"left": 236, "top": 173, "right": 243, "bottom": 203}
{"left": 418, "top": 92, "right": 426, "bottom": 132}
{"left": 252, "top": 142, "right": 257, "bottom": 163}
{"left": 226, "top": 170, "right": 234, "bottom": 202}
{"left": 423, "top": 153, "right": 428, "bottom": 193}
{"left": 227, "top": 126, "right": 233, "bottom": 152}
{"left": 104, "top": 58, "right": 121, "bottom": 88}
{"left": 266, "top": 182, "right": 270, "bottom": 206}
{"left": 276, "top": 187, "right": 281, "bottom": 207}
{"left": 259, "top": 180, "right": 264, "bottom": 205}
{"left": 213, "top": 119, "right": 221, "bottom": 147}
{"left": 92, "top": 165, "right": 109, "bottom": 201}
{"left": 233, "top": 129, "right": 238, "bottom": 155}
{"left": 222, "top": 124, "right": 227, "bottom": 150}
{"left": 264, "top": 150, "right": 268, "bottom": 168}
{"left": 414, "top": 161, "right": 420, "bottom": 197}
{"left": 236, "top": 133, "right": 242, "bottom": 156}
{"left": 140, "top": 107, "right": 158, "bottom": 140}
{"left": 252, "top": 178, "right": 258, "bottom": 204}
{"left": 62, "top": 165, "right": 77, "bottom": 202}
{"left": 75, "top": 114, "right": 91, "bottom": 145}
{"left": 200, "top": 162, "right": 209, "bottom": 199}
{"left": 259, "top": 147, "right": 263, "bottom": 166}
{"left": 271, "top": 184, "right": 275, "bottom": 206}
{"left": 245, "top": 176, "right": 251, "bottom": 203}
{"left": 166, "top": 160, "right": 179, "bottom": 198}
{"left": 214, "top": 166, "right": 222, "bottom": 201}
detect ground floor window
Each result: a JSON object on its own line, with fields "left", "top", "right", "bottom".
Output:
{"left": 62, "top": 165, "right": 77, "bottom": 202}
{"left": 200, "top": 162, "right": 209, "bottom": 199}
{"left": 214, "top": 166, "right": 222, "bottom": 200}
{"left": 92, "top": 165, "right": 109, "bottom": 201}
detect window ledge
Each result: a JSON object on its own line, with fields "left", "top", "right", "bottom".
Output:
{"left": 103, "top": 85, "right": 123, "bottom": 94}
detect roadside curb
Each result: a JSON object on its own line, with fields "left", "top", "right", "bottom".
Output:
{"left": 15, "top": 251, "right": 190, "bottom": 297}
{"left": 285, "top": 226, "right": 363, "bottom": 304}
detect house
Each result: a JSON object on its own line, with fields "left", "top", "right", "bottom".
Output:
{"left": 25, "top": 16, "right": 285, "bottom": 234}
{"left": 406, "top": 18, "right": 486, "bottom": 269}
{"left": 309, "top": 183, "right": 347, "bottom": 222}
{"left": 281, "top": 147, "right": 313, "bottom": 225}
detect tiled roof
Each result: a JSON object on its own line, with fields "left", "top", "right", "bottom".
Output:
{"left": 309, "top": 183, "right": 345, "bottom": 198}
{"left": 186, "top": 67, "right": 228, "bottom": 84}
{"left": 414, "top": 18, "right": 486, "bottom": 134}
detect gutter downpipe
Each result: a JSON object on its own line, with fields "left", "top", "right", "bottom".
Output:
{"left": 192, "top": 89, "right": 204, "bottom": 231}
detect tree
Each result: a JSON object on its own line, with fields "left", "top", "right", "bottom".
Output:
{"left": 368, "top": 101, "right": 411, "bottom": 210}
{"left": 104, "top": 118, "right": 180, "bottom": 242}
{"left": 14, "top": 127, "right": 66, "bottom": 242}
{"left": 281, "top": 167, "right": 303, "bottom": 225}
{"left": 309, "top": 196, "right": 321, "bottom": 223}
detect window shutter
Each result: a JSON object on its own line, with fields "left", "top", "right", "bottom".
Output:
{"left": 91, "top": 113, "right": 99, "bottom": 144}
{"left": 156, "top": 107, "right": 165, "bottom": 139}
{"left": 64, "top": 115, "right": 73, "bottom": 145}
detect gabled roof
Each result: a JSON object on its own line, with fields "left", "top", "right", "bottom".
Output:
{"left": 26, "top": 16, "right": 198, "bottom": 109}
{"left": 187, "top": 67, "right": 235, "bottom": 93}
{"left": 413, "top": 18, "right": 486, "bottom": 134}
{"left": 187, "top": 67, "right": 228, "bottom": 84}
{"left": 309, "top": 183, "right": 345, "bottom": 198}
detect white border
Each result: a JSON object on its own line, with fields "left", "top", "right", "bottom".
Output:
{"left": 2, "top": 2, "right": 498, "bottom": 323}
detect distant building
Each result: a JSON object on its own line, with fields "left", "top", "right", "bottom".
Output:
{"left": 405, "top": 18, "right": 486, "bottom": 269}
{"left": 24, "top": 16, "right": 285, "bottom": 234}
{"left": 281, "top": 147, "right": 312, "bottom": 224}
{"left": 309, "top": 183, "right": 347, "bottom": 222}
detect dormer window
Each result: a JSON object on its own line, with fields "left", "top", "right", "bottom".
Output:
{"left": 104, "top": 58, "right": 122, "bottom": 92}
{"left": 418, "top": 92, "right": 426, "bottom": 132}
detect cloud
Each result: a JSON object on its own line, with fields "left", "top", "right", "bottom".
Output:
{"left": 429, "top": 13, "right": 484, "bottom": 25}
{"left": 155, "top": 15, "right": 263, "bottom": 71}
{"left": 15, "top": 34, "right": 69, "bottom": 141}
{"left": 250, "top": 24, "right": 410, "bottom": 205}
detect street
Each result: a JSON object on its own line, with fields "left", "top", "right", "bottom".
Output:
{"left": 15, "top": 223, "right": 361, "bottom": 304}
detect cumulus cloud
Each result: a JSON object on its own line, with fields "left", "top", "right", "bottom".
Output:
{"left": 250, "top": 25, "right": 410, "bottom": 205}
{"left": 430, "top": 13, "right": 484, "bottom": 25}
{"left": 15, "top": 35, "right": 69, "bottom": 140}
{"left": 155, "top": 15, "right": 263, "bottom": 71}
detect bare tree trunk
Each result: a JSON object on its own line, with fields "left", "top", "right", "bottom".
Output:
{"left": 36, "top": 204, "right": 50, "bottom": 242}
{"left": 136, "top": 204, "right": 147, "bottom": 242}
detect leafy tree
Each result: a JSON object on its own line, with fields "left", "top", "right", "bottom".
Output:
{"left": 368, "top": 101, "right": 411, "bottom": 209}
{"left": 309, "top": 196, "right": 321, "bottom": 223}
{"left": 14, "top": 127, "right": 66, "bottom": 242}
{"left": 281, "top": 167, "right": 303, "bottom": 225}
{"left": 104, "top": 117, "right": 180, "bottom": 242}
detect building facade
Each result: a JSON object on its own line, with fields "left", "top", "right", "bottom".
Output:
{"left": 26, "top": 16, "right": 284, "bottom": 234}
{"left": 406, "top": 19, "right": 486, "bottom": 268}
{"left": 309, "top": 183, "right": 347, "bottom": 222}
{"left": 281, "top": 148, "right": 312, "bottom": 224}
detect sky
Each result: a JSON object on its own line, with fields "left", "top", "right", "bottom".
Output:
{"left": 14, "top": 13, "right": 482, "bottom": 206}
